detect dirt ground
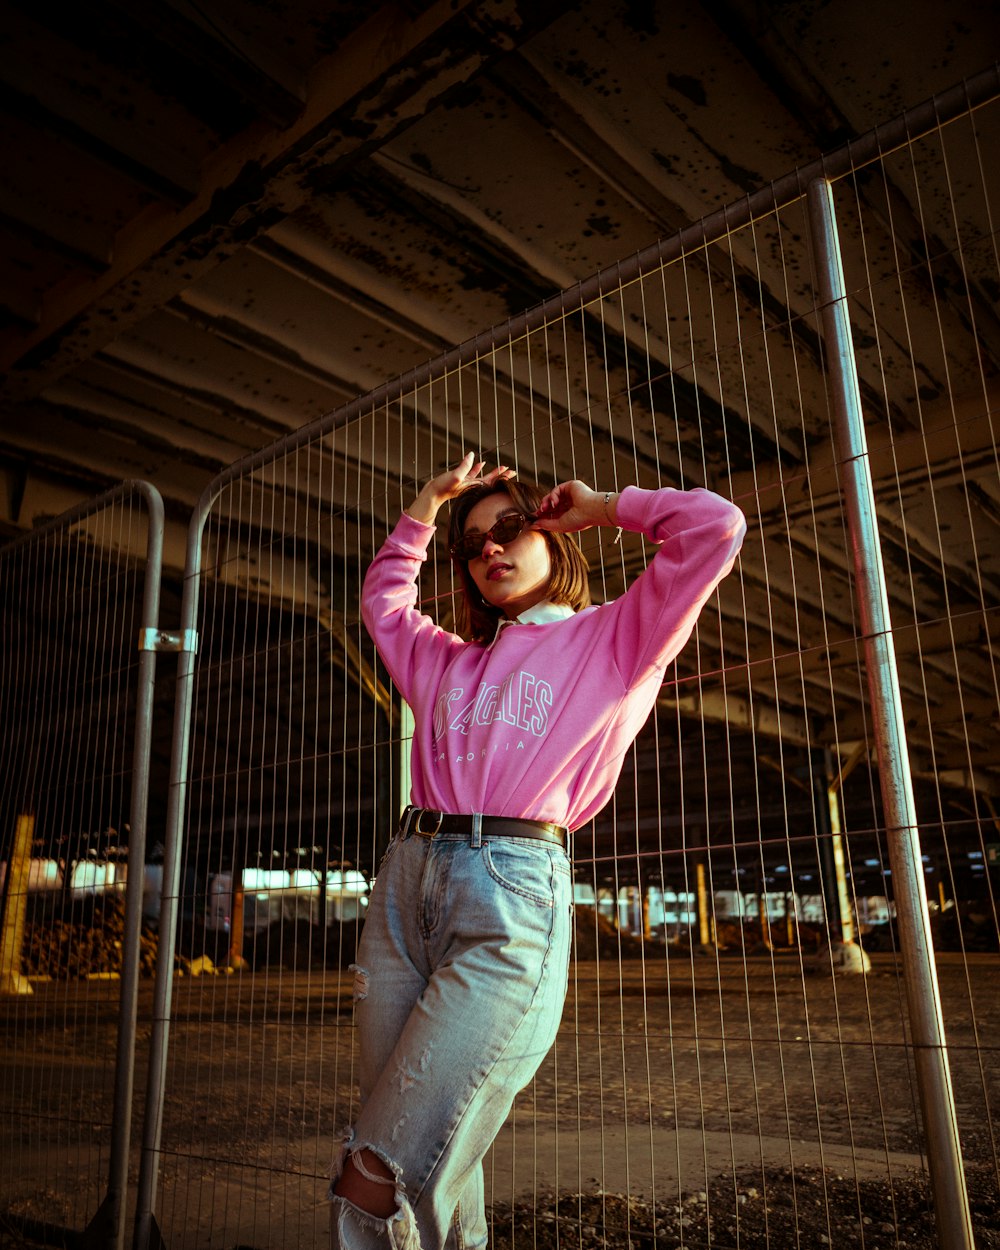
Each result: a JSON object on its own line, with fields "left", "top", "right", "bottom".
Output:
{"left": 1, "top": 949, "right": 998, "bottom": 1248}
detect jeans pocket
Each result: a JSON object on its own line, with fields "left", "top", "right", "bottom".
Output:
{"left": 482, "top": 839, "right": 568, "bottom": 908}
{"left": 375, "top": 834, "right": 401, "bottom": 877}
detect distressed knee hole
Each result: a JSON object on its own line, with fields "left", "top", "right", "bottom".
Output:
{"left": 348, "top": 1148, "right": 395, "bottom": 1191}
{"left": 329, "top": 1139, "right": 422, "bottom": 1249}
{"left": 350, "top": 963, "right": 369, "bottom": 1002}
{"left": 331, "top": 1142, "right": 398, "bottom": 1216}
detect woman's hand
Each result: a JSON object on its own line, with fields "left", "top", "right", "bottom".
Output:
{"left": 532, "top": 480, "right": 619, "bottom": 533}
{"left": 406, "top": 452, "right": 515, "bottom": 525}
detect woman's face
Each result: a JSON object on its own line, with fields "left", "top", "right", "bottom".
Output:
{"left": 463, "top": 492, "right": 553, "bottom": 619}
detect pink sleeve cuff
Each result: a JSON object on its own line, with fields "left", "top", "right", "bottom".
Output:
{"left": 387, "top": 512, "right": 437, "bottom": 557}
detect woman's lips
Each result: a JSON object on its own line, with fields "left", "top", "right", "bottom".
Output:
{"left": 486, "top": 563, "right": 513, "bottom": 581}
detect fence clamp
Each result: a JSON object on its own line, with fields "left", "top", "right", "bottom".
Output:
{"left": 139, "top": 628, "right": 199, "bottom": 654}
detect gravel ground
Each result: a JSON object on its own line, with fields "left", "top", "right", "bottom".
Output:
{"left": 2, "top": 1169, "right": 999, "bottom": 1250}
{"left": 489, "top": 1166, "right": 1000, "bottom": 1250}
{"left": 2, "top": 951, "right": 998, "bottom": 1247}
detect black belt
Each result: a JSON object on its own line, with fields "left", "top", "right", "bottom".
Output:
{"left": 400, "top": 805, "right": 567, "bottom": 848}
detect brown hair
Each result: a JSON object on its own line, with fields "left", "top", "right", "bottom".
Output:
{"left": 448, "top": 478, "right": 591, "bottom": 643}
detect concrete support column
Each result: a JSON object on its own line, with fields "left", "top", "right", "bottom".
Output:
{"left": 0, "top": 813, "right": 34, "bottom": 996}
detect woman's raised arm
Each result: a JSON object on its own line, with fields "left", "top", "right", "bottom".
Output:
{"left": 532, "top": 479, "right": 620, "bottom": 534}
{"left": 406, "top": 452, "right": 515, "bottom": 525}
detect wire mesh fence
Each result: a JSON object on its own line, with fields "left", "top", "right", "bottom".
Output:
{"left": 140, "top": 81, "right": 998, "bottom": 1248}
{"left": 1, "top": 71, "right": 998, "bottom": 1250}
{"left": 0, "top": 481, "right": 163, "bottom": 1248}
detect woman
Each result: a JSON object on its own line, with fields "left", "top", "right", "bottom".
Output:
{"left": 330, "top": 452, "right": 746, "bottom": 1250}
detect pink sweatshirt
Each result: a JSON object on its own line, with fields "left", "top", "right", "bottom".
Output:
{"left": 362, "top": 486, "right": 746, "bottom": 831}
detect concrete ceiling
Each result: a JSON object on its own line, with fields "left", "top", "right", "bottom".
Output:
{"left": 1, "top": 0, "right": 998, "bottom": 825}
{"left": 1, "top": 0, "right": 997, "bottom": 528}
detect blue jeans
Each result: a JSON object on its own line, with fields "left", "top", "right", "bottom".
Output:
{"left": 329, "top": 825, "right": 573, "bottom": 1250}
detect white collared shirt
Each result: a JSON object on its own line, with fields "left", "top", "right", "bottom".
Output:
{"left": 515, "top": 600, "right": 576, "bottom": 626}
{"left": 487, "top": 599, "right": 576, "bottom": 647}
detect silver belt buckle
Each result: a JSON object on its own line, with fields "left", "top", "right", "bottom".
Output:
{"left": 413, "top": 807, "right": 444, "bottom": 837}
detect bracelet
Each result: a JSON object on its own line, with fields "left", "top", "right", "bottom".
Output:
{"left": 603, "top": 491, "right": 623, "bottom": 545}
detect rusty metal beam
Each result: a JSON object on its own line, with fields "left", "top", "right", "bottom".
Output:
{"left": 657, "top": 665, "right": 999, "bottom": 798}
{"left": 654, "top": 606, "right": 997, "bottom": 753}
{"left": 101, "top": 0, "right": 305, "bottom": 130}
{"left": 368, "top": 150, "right": 805, "bottom": 463}
{"left": 731, "top": 384, "right": 1000, "bottom": 527}
{"left": 658, "top": 682, "right": 813, "bottom": 748}
{"left": 834, "top": 686, "right": 999, "bottom": 746}
{"left": 0, "top": 0, "right": 572, "bottom": 397}
{"left": 0, "top": 189, "right": 112, "bottom": 276}
{"left": 0, "top": 9, "right": 202, "bottom": 202}
{"left": 790, "top": 606, "right": 998, "bottom": 678}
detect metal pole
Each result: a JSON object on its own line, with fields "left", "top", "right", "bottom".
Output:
{"left": 93, "top": 484, "right": 165, "bottom": 1250}
{"left": 398, "top": 698, "right": 414, "bottom": 821}
{"left": 806, "top": 177, "right": 974, "bottom": 1250}
{"left": 133, "top": 493, "right": 212, "bottom": 1250}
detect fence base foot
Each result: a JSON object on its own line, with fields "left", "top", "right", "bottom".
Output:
{"left": 78, "top": 1192, "right": 118, "bottom": 1250}
{"left": 815, "top": 939, "right": 872, "bottom": 975}
{"left": 134, "top": 1212, "right": 167, "bottom": 1250}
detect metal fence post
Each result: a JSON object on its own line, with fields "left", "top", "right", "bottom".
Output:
{"left": 133, "top": 492, "right": 214, "bottom": 1250}
{"left": 806, "top": 177, "right": 975, "bottom": 1250}
{"left": 81, "top": 484, "right": 166, "bottom": 1250}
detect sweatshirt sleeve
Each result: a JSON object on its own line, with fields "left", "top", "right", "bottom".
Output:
{"left": 360, "top": 513, "right": 465, "bottom": 704}
{"left": 607, "top": 485, "right": 746, "bottom": 686}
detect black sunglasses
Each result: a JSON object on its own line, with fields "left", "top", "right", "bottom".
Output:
{"left": 450, "top": 511, "right": 538, "bottom": 561}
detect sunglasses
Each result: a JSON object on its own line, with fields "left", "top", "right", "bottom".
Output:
{"left": 450, "top": 511, "right": 538, "bottom": 561}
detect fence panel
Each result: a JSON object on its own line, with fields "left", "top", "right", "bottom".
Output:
{"left": 0, "top": 482, "right": 164, "bottom": 1249}
{"left": 1, "top": 77, "right": 989, "bottom": 1250}
{"left": 140, "top": 83, "right": 998, "bottom": 1250}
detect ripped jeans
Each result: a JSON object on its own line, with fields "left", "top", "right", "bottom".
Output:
{"left": 329, "top": 825, "right": 573, "bottom": 1250}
